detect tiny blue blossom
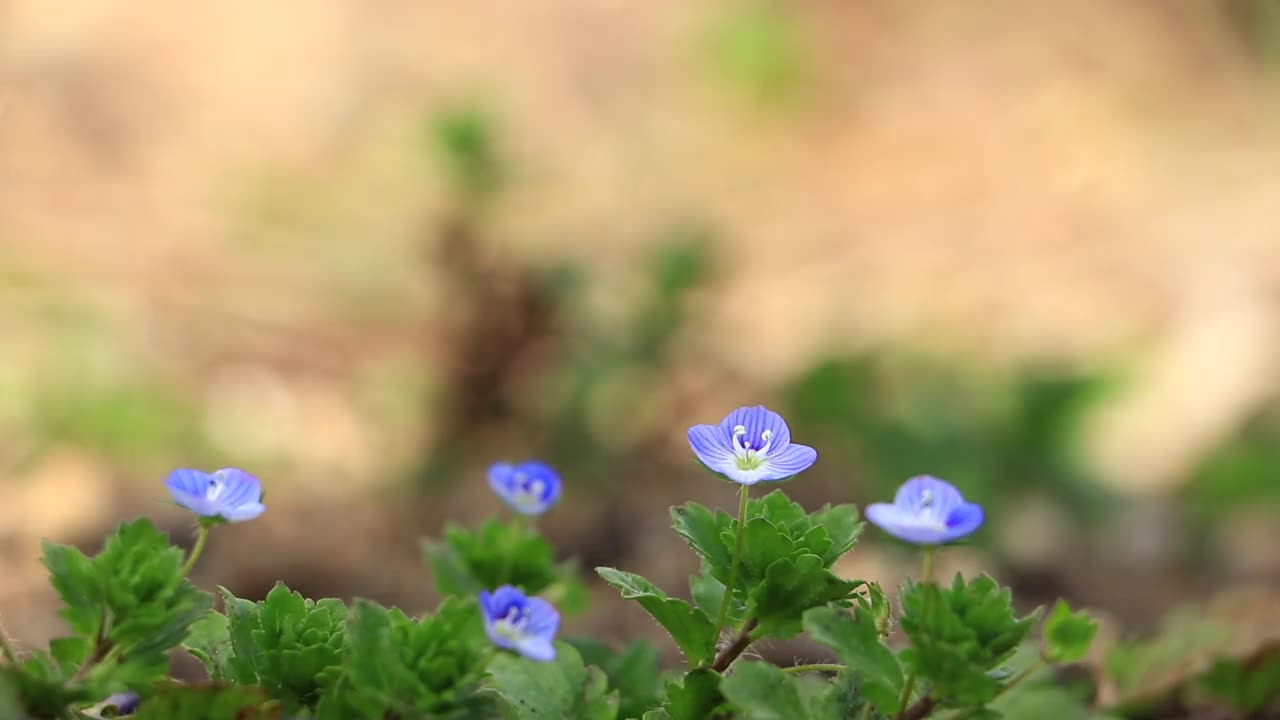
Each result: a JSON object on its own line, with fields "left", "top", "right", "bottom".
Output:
{"left": 164, "top": 468, "right": 266, "bottom": 524}
{"left": 488, "top": 461, "right": 562, "bottom": 516}
{"left": 687, "top": 405, "right": 817, "bottom": 485}
{"left": 95, "top": 692, "right": 140, "bottom": 717}
{"left": 479, "top": 585, "right": 559, "bottom": 662}
{"left": 865, "top": 475, "right": 984, "bottom": 545}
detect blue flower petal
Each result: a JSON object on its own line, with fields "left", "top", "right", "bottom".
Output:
{"left": 516, "top": 636, "right": 556, "bottom": 662}
{"left": 220, "top": 501, "right": 267, "bottom": 523}
{"left": 717, "top": 406, "right": 792, "bottom": 452}
{"left": 868, "top": 476, "right": 984, "bottom": 545}
{"left": 761, "top": 443, "right": 817, "bottom": 480}
{"left": 488, "top": 463, "right": 517, "bottom": 495}
{"left": 893, "top": 476, "right": 962, "bottom": 511}
{"left": 945, "top": 502, "right": 984, "bottom": 537}
{"left": 688, "top": 424, "right": 735, "bottom": 470}
{"left": 165, "top": 468, "right": 211, "bottom": 498}
{"left": 487, "top": 461, "right": 561, "bottom": 516}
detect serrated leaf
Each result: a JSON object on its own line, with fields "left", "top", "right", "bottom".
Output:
{"left": 567, "top": 638, "right": 663, "bottom": 720}
{"left": 183, "top": 611, "right": 232, "bottom": 681}
{"left": 809, "top": 505, "right": 863, "bottom": 565}
{"left": 596, "top": 568, "right": 717, "bottom": 667}
{"left": 319, "top": 597, "right": 492, "bottom": 719}
{"left": 488, "top": 641, "right": 619, "bottom": 720}
{"left": 719, "top": 662, "right": 811, "bottom": 719}
{"left": 804, "top": 605, "right": 903, "bottom": 712}
{"left": 690, "top": 563, "right": 742, "bottom": 627}
{"left": 41, "top": 542, "right": 102, "bottom": 637}
{"left": 425, "top": 519, "right": 560, "bottom": 598}
{"left": 657, "top": 668, "right": 726, "bottom": 720}
{"left": 671, "top": 503, "right": 734, "bottom": 582}
{"left": 748, "top": 556, "right": 860, "bottom": 637}
{"left": 899, "top": 574, "right": 1037, "bottom": 707}
{"left": 1042, "top": 601, "right": 1098, "bottom": 664}
{"left": 735, "top": 518, "right": 796, "bottom": 587}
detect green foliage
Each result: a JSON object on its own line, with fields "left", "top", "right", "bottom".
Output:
{"left": 425, "top": 519, "right": 562, "bottom": 598}
{"left": 430, "top": 105, "right": 503, "bottom": 204}
{"left": 1042, "top": 601, "right": 1098, "bottom": 664}
{"left": 215, "top": 584, "right": 346, "bottom": 712}
{"left": 643, "top": 669, "right": 727, "bottom": 720}
{"left": 1196, "top": 652, "right": 1280, "bottom": 715}
{"left": 316, "top": 597, "right": 492, "bottom": 719}
{"left": 804, "top": 605, "right": 904, "bottom": 712}
{"left": 566, "top": 638, "right": 663, "bottom": 720}
{"left": 719, "top": 662, "right": 842, "bottom": 720}
{"left": 899, "top": 574, "right": 1038, "bottom": 707}
{"left": 671, "top": 491, "right": 862, "bottom": 639}
{"left": 595, "top": 568, "right": 717, "bottom": 667}
{"left": 182, "top": 610, "right": 233, "bottom": 681}
{"left": 131, "top": 685, "right": 278, "bottom": 720}
{"left": 488, "top": 642, "right": 619, "bottom": 720}
{"left": 38, "top": 519, "right": 211, "bottom": 700}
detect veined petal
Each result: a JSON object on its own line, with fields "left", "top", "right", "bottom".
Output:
{"left": 688, "top": 424, "right": 735, "bottom": 469}
{"left": 165, "top": 468, "right": 210, "bottom": 497}
{"left": 523, "top": 597, "right": 561, "bottom": 637}
{"left": 760, "top": 443, "right": 817, "bottom": 480}
{"left": 717, "top": 406, "right": 791, "bottom": 451}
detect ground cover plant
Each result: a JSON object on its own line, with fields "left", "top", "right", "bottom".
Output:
{"left": 1, "top": 405, "right": 1275, "bottom": 719}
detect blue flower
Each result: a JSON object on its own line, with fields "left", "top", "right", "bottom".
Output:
{"left": 865, "top": 475, "right": 984, "bottom": 545}
{"left": 98, "top": 693, "right": 140, "bottom": 716}
{"left": 164, "top": 468, "right": 266, "bottom": 523}
{"left": 687, "top": 405, "right": 817, "bottom": 485}
{"left": 488, "top": 461, "right": 561, "bottom": 516}
{"left": 479, "top": 585, "right": 559, "bottom": 662}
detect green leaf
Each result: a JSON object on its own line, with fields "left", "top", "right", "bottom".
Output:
{"left": 719, "top": 662, "right": 811, "bottom": 719}
{"left": 748, "top": 555, "right": 860, "bottom": 637}
{"left": 1042, "top": 601, "right": 1098, "bottom": 664}
{"left": 183, "top": 610, "right": 233, "bottom": 681}
{"left": 131, "top": 684, "right": 279, "bottom": 720}
{"left": 596, "top": 568, "right": 717, "bottom": 666}
{"left": 425, "top": 519, "right": 560, "bottom": 597}
{"left": 218, "top": 583, "right": 346, "bottom": 712}
{"left": 654, "top": 669, "right": 727, "bottom": 720}
{"left": 899, "top": 574, "right": 1037, "bottom": 707}
{"left": 803, "top": 606, "right": 903, "bottom": 712}
{"left": 808, "top": 504, "right": 863, "bottom": 565}
{"left": 1198, "top": 653, "right": 1280, "bottom": 714}
{"left": 690, "top": 564, "right": 742, "bottom": 627}
{"left": 318, "top": 597, "right": 492, "bottom": 719}
{"left": 671, "top": 503, "right": 734, "bottom": 582}
{"left": 567, "top": 638, "right": 663, "bottom": 720}
{"left": 735, "top": 518, "right": 796, "bottom": 587}
{"left": 488, "top": 641, "right": 619, "bottom": 720}
{"left": 41, "top": 541, "right": 102, "bottom": 637}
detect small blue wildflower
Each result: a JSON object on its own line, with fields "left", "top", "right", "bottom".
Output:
{"left": 164, "top": 468, "right": 266, "bottom": 524}
{"left": 865, "top": 475, "right": 984, "bottom": 545}
{"left": 487, "top": 461, "right": 561, "bottom": 516}
{"left": 479, "top": 585, "right": 559, "bottom": 662}
{"left": 687, "top": 405, "right": 817, "bottom": 485}
{"left": 99, "top": 692, "right": 140, "bottom": 716}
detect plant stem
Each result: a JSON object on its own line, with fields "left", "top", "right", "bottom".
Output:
{"left": 782, "top": 663, "right": 846, "bottom": 674}
{"left": 896, "top": 547, "right": 938, "bottom": 719}
{"left": 181, "top": 524, "right": 211, "bottom": 578}
{"left": 711, "top": 617, "right": 758, "bottom": 672}
{"left": 712, "top": 484, "right": 750, "bottom": 644}
{"left": 900, "top": 695, "right": 938, "bottom": 720}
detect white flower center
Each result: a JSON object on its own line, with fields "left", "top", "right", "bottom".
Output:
{"left": 732, "top": 426, "right": 775, "bottom": 471}
{"left": 493, "top": 606, "right": 530, "bottom": 641}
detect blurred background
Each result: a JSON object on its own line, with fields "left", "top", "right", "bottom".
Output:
{"left": 3, "top": 0, "right": 1280, "bottom": 696}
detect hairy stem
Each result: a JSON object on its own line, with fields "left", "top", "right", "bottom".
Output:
{"left": 711, "top": 617, "right": 758, "bottom": 672}
{"left": 782, "top": 663, "right": 846, "bottom": 674}
{"left": 712, "top": 484, "right": 750, "bottom": 644}
{"left": 181, "top": 524, "right": 211, "bottom": 578}
{"left": 900, "top": 695, "right": 939, "bottom": 720}
{"left": 896, "top": 547, "right": 938, "bottom": 719}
